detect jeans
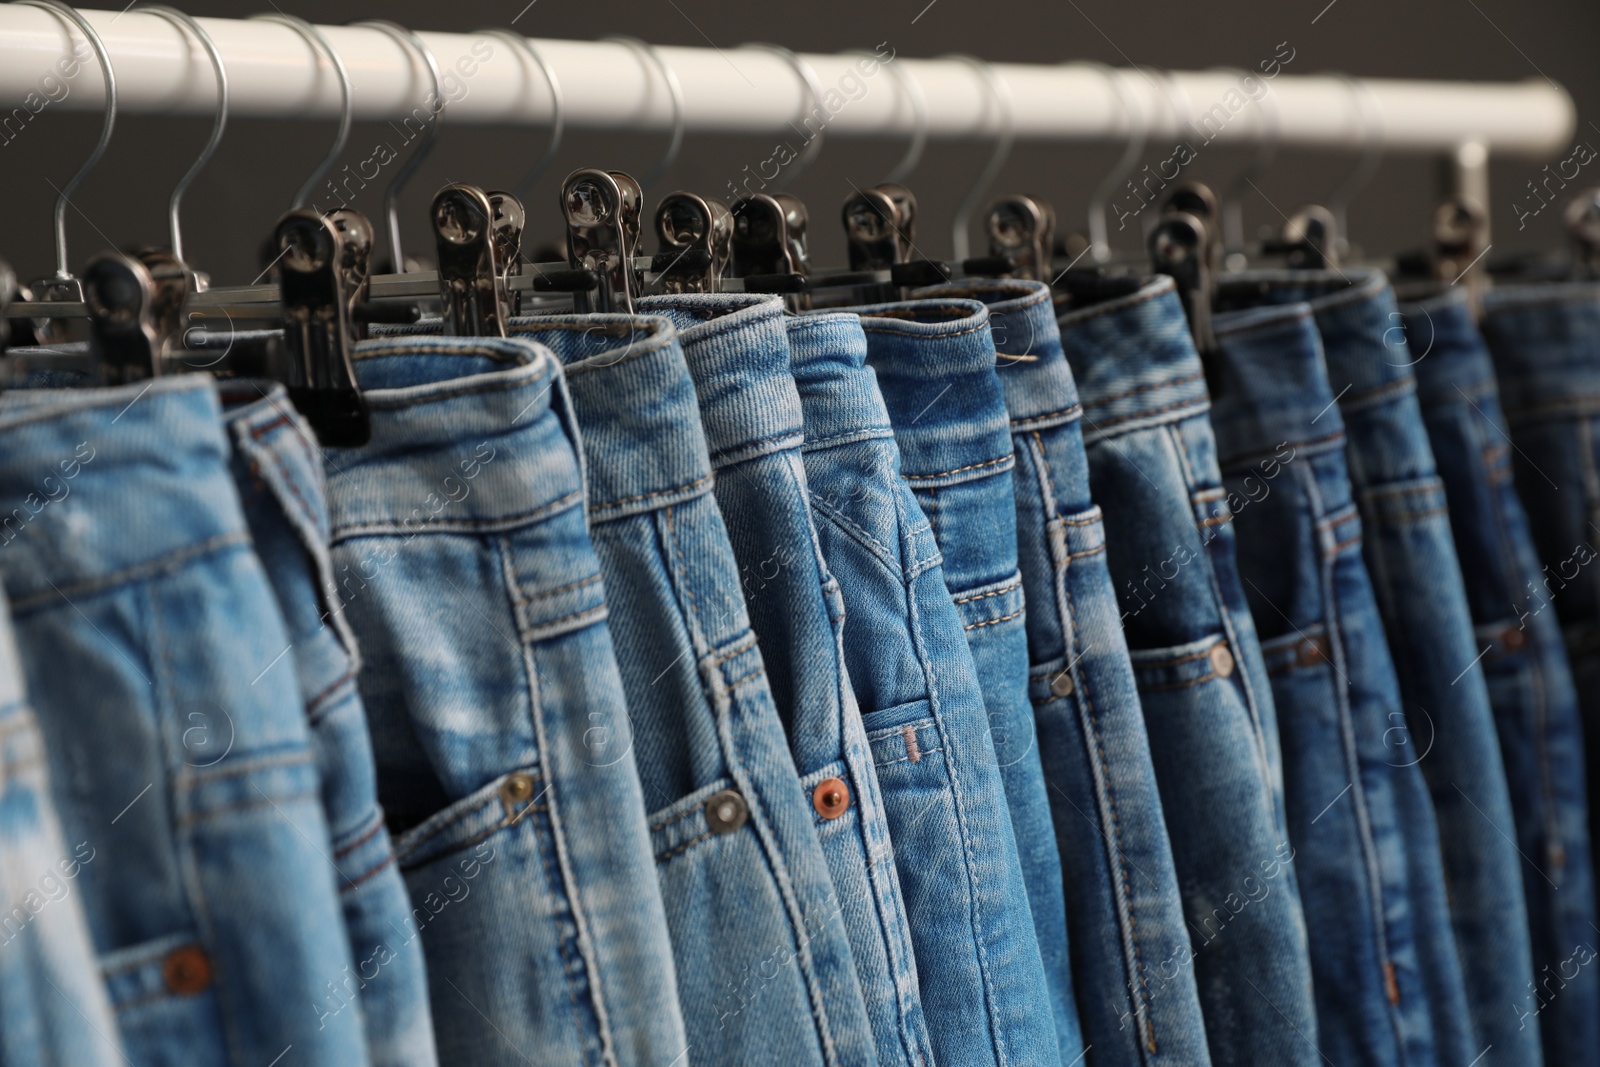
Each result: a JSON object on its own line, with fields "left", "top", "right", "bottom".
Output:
{"left": 920, "top": 278, "right": 1213, "bottom": 1065}
{"left": 1219, "top": 269, "right": 1540, "bottom": 1065}
{"left": 786, "top": 303, "right": 1066, "bottom": 1067}
{"left": 1211, "top": 299, "right": 1474, "bottom": 1065}
{"left": 324, "top": 336, "right": 687, "bottom": 1067}
{"left": 0, "top": 586, "right": 123, "bottom": 1067}
{"left": 625, "top": 294, "right": 917, "bottom": 1067}
{"left": 508, "top": 312, "right": 880, "bottom": 1067}
{"left": 1061, "top": 277, "right": 1319, "bottom": 1065}
{"left": 1476, "top": 282, "right": 1600, "bottom": 1063}
{"left": 221, "top": 382, "right": 437, "bottom": 1066}
{"left": 0, "top": 376, "right": 368, "bottom": 1065}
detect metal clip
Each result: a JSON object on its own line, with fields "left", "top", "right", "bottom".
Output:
{"left": 1566, "top": 188, "right": 1600, "bottom": 279}
{"left": 842, "top": 182, "right": 920, "bottom": 302}
{"left": 433, "top": 184, "right": 508, "bottom": 337}
{"left": 323, "top": 208, "right": 374, "bottom": 338}
{"left": 1263, "top": 204, "right": 1338, "bottom": 270}
{"left": 987, "top": 195, "right": 1055, "bottom": 282}
{"left": 562, "top": 169, "right": 642, "bottom": 314}
{"left": 276, "top": 210, "right": 370, "bottom": 446}
{"left": 488, "top": 190, "right": 527, "bottom": 317}
{"left": 0, "top": 259, "right": 15, "bottom": 354}
{"left": 1148, "top": 211, "right": 1217, "bottom": 361}
{"left": 730, "top": 193, "right": 811, "bottom": 309}
{"left": 653, "top": 192, "right": 733, "bottom": 294}
{"left": 83, "top": 247, "right": 192, "bottom": 385}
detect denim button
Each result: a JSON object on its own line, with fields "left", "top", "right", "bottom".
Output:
{"left": 1050, "top": 671, "right": 1074, "bottom": 697}
{"left": 162, "top": 944, "right": 213, "bottom": 996}
{"left": 704, "top": 789, "right": 749, "bottom": 834}
{"left": 812, "top": 778, "right": 851, "bottom": 820}
{"left": 1210, "top": 643, "right": 1236, "bottom": 678}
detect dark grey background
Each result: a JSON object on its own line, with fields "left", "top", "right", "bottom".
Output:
{"left": 4, "top": 0, "right": 1597, "bottom": 286}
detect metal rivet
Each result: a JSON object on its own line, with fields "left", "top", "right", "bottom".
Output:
{"left": 162, "top": 944, "right": 213, "bottom": 996}
{"left": 812, "top": 777, "right": 851, "bottom": 820}
{"left": 1050, "top": 671, "right": 1075, "bottom": 697}
{"left": 502, "top": 772, "right": 536, "bottom": 803}
{"left": 1503, "top": 627, "right": 1527, "bottom": 651}
{"left": 1210, "top": 643, "right": 1236, "bottom": 679}
{"left": 704, "top": 789, "right": 748, "bottom": 834}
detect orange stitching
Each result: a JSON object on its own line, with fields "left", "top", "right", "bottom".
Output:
{"left": 901, "top": 454, "right": 1012, "bottom": 481}
{"left": 655, "top": 830, "right": 716, "bottom": 863}
{"left": 1094, "top": 370, "right": 1206, "bottom": 406}
{"left": 964, "top": 607, "right": 1024, "bottom": 630}
{"left": 591, "top": 472, "right": 714, "bottom": 513}
{"left": 952, "top": 582, "right": 1021, "bottom": 604}
{"left": 1083, "top": 393, "right": 1209, "bottom": 433}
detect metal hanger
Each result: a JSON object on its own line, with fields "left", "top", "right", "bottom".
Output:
{"left": 1076, "top": 62, "right": 1145, "bottom": 266}
{"left": 945, "top": 54, "right": 1014, "bottom": 262}
{"left": 477, "top": 29, "right": 565, "bottom": 200}
{"left": 653, "top": 192, "right": 733, "bottom": 293}
{"left": 876, "top": 52, "right": 927, "bottom": 185}
{"left": 602, "top": 37, "right": 684, "bottom": 192}
{"left": 132, "top": 4, "right": 227, "bottom": 282}
{"left": 16, "top": 0, "right": 115, "bottom": 331}
{"left": 1208, "top": 64, "right": 1280, "bottom": 268}
{"left": 252, "top": 13, "right": 352, "bottom": 211}
{"left": 986, "top": 195, "right": 1056, "bottom": 282}
{"left": 561, "top": 169, "right": 643, "bottom": 314}
{"left": 352, "top": 20, "right": 445, "bottom": 273}
{"left": 1324, "top": 73, "right": 1384, "bottom": 263}
{"left": 273, "top": 209, "right": 371, "bottom": 445}
{"left": 742, "top": 43, "right": 826, "bottom": 189}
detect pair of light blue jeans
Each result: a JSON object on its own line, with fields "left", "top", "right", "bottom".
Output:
{"left": 1210, "top": 295, "right": 1474, "bottom": 1065}
{"left": 1059, "top": 276, "right": 1319, "bottom": 1065}
{"left": 507, "top": 311, "right": 881, "bottom": 1067}
{"left": 920, "top": 278, "right": 1214, "bottom": 1066}
{"left": 324, "top": 335, "right": 688, "bottom": 1066}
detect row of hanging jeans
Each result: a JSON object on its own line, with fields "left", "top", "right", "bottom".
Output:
{"left": 0, "top": 267, "right": 1595, "bottom": 1067}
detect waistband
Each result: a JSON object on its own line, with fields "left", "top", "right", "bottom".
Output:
{"left": 1211, "top": 302, "right": 1344, "bottom": 465}
{"left": 784, "top": 312, "right": 895, "bottom": 448}
{"left": 915, "top": 279, "right": 1082, "bottom": 430}
{"left": 328, "top": 333, "right": 581, "bottom": 537}
{"left": 1480, "top": 282, "right": 1600, "bottom": 416}
{"left": 1399, "top": 285, "right": 1497, "bottom": 407}
{"left": 0, "top": 375, "right": 249, "bottom": 611}
{"left": 508, "top": 313, "right": 714, "bottom": 522}
{"left": 636, "top": 294, "right": 804, "bottom": 468}
{"left": 1056, "top": 275, "right": 1210, "bottom": 441}
{"left": 842, "top": 297, "right": 1012, "bottom": 482}
{"left": 1214, "top": 268, "right": 1409, "bottom": 405}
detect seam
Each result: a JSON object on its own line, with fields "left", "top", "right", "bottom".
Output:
{"left": 305, "top": 669, "right": 357, "bottom": 717}
{"left": 339, "top": 852, "right": 397, "bottom": 893}
{"left": 1138, "top": 669, "right": 1219, "bottom": 693}
{"left": 655, "top": 830, "right": 716, "bottom": 863}
{"left": 10, "top": 531, "right": 251, "bottom": 615}
{"left": 858, "top": 316, "right": 989, "bottom": 340}
{"left": 1068, "top": 544, "right": 1107, "bottom": 560}
{"left": 1056, "top": 276, "right": 1175, "bottom": 326}
{"left": 1010, "top": 401, "right": 1083, "bottom": 426}
{"left": 1083, "top": 394, "right": 1209, "bottom": 434}
{"left": 952, "top": 582, "right": 1021, "bottom": 604}
{"left": 1091, "top": 369, "right": 1206, "bottom": 406}
{"left": 334, "top": 488, "right": 585, "bottom": 542}
{"left": 518, "top": 603, "right": 606, "bottom": 640}
{"left": 591, "top": 472, "right": 714, "bottom": 514}
{"left": 333, "top": 818, "right": 387, "bottom": 861}
{"left": 515, "top": 572, "right": 603, "bottom": 606}
{"left": 964, "top": 607, "right": 1024, "bottom": 630}
{"left": 649, "top": 804, "right": 703, "bottom": 835}
{"left": 901, "top": 454, "right": 1012, "bottom": 481}
{"left": 247, "top": 413, "right": 294, "bottom": 440}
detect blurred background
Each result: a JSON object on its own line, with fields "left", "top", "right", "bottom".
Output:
{"left": 2, "top": 0, "right": 1597, "bottom": 286}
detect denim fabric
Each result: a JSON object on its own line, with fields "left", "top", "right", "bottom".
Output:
{"left": 1414, "top": 286, "right": 1599, "bottom": 1066}
{"left": 624, "top": 295, "right": 917, "bottom": 1067}
{"left": 221, "top": 382, "right": 437, "bottom": 1066}
{"left": 1218, "top": 269, "right": 1539, "bottom": 1065}
{"left": 917, "top": 279, "right": 1213, "bottom": 1066}
{"left": 324, "top": 336, "right": 687, "bottom": 1067}
{"left": 508, "top": 312, "right": 880, "bottom": 1067}
{"left": 1475, "top": 283, "right": 1600, "bottom": 1061}
{"left": 1059, "top": 277, "right": 1319, "bottom": 1065}
{"left": 0, "top": 375, "right": 368, "bottom": 1065}
{"left": 785, "top": 304, "right": 1067, "bottom": 1067}
{"left": 0, "top": 586, "right": 123, "bottom": 1067}
{"left": 1211, "top": 300, "right": 1474, "bottom": 1065}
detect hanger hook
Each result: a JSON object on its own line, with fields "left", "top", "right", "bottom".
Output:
{"left": 133, "top": 4, "right": 227, "bottom": 267}
{"left": 944, "top": 54, "right": 1013, "bottom": 262}
{"left": 353, "top": 20, "right": 445, "bottom": 272}
{"left": 1213, "top": 64, "right": 1280, "bottom": 261}
{"left": 603, "top": 36, "right": 685, "bottom": 192}
{"left": 17, "top": 0, "right": 115, "bottom": 280}
{"left": 742, "top": 43, "right": 826, "bottom": 189}
{"left": 861, "top": 50, "right": 926, "bottom": 185}
{"left": 1325, "top": 73, "right": 1384, "bottom": 260}
{"left": 252, "top": 13, "right": 351, "bottom": 211}
{"left": 478, "top": 30, "right": 564, "bottom": 199}
{"left": 1076, "top": 62, "right": 1146, "bottom": 265}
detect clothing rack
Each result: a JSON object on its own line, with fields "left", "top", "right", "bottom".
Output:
{"left": 0, "top": 8, "right": 1575, "bottom": 156}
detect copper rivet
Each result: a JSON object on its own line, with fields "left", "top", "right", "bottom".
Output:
{"left": 1210, "top": 643, "right": 1236, "bottom": 679}
{"left": 1050, "top": 671, "right": 1075, "bottom": 697}
{"left": 704, "top": 789, "right": 748, "bottom": 834}
{"left": 1503, "top": 628, "right": 1527, "bottom": 651}
{"left": 812, "top": 778, "right": 851, "bottom": 820}
{"left": 503, "top": 773, "right": 535, "bottom": 803}
{"left": 162, "top": 944, "right": 213, "bottom": 996}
